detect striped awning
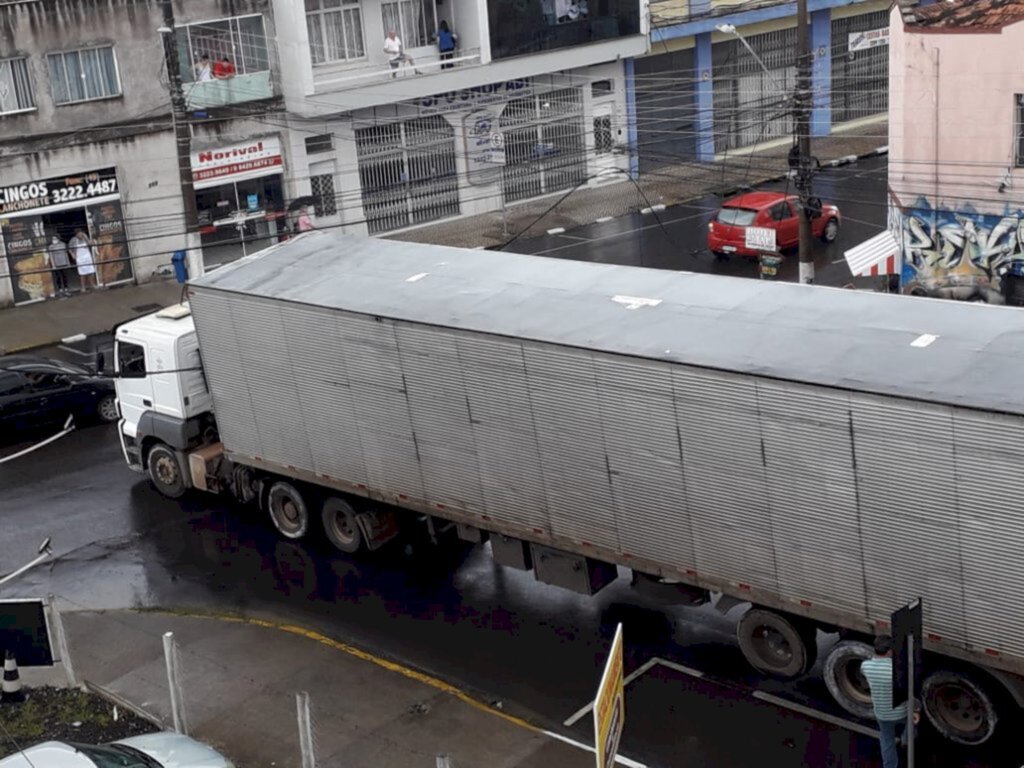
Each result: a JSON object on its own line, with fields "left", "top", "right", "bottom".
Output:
{"left": 844, "top": 230, "right": 901, "bottom": 277}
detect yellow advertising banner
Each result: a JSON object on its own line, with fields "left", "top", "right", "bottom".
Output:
{"left": 594, "top": 623, "right": 625, "bottom": 768}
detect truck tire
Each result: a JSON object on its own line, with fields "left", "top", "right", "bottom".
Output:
{"left": 266, "top": 481, "right": 310, "bottom": 540}
{"left": 147, "top": 443, "right": 187, "bottom": 499}
{"left": 321, "top": 497, "right": 363, "bottom": 554}
{"left": 922, "top": 668, "right": 1000, "bottom": 746}
{"left": 736, "top": 608, "right": 817, "bottom": 679}
{"left": 823, "top": 640, "right": 875, "bottom": 719}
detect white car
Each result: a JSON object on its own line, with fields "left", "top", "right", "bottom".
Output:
{"left": 0, "top": 733, "right": 233, "bottom": 768}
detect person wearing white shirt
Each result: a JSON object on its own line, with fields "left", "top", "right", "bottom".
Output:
{"left": 68, "top": 228, "right": 97, "bottom": 291}
{"left": 195, "top": 55, "right": 213, "bottom": 82}
{"left": 384, "top": 30, "right": 420, "bottom": 77}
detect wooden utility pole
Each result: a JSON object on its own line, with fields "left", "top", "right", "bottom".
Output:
{"left": 160, "top": 0, "right": 203, "bottom": 279}
{"left": 795, "top": 0, "right": 815, "bottom": 284}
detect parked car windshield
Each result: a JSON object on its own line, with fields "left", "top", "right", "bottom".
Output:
{"left": 716, "top": 208, "right": 757, "bottom": 226}
{"left": 71, "top": 744, "right": 158, "bottom": 768}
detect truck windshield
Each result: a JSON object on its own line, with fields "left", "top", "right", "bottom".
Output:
{"left": 716, "top": 208, "right": 757, "bottom": 226}
{"left": 117, "top": 341, "right": 146, "bottom": 376}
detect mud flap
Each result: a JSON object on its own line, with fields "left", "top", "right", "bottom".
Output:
{"left": 356, "top": 510, "right": 400, "bottom": 552}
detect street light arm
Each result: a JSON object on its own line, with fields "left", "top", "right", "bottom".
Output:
{"left": 715, "top": 24, "right": 788, "bottom": 97}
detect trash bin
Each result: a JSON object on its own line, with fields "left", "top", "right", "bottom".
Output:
{"left": 171, "top": 250, "right": 188, "bottom": 284}
{"left": 759, "top": 253, "right": 783, "bottom": 280}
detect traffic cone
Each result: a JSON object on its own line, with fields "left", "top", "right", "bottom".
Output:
{"left": 2, "top": 649, "right": 24, "bottom": 704}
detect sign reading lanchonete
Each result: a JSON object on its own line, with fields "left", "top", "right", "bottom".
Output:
{"left": 0, "top": 167, "right": 118, "bottom": 216}
{"left": 190, "top": 137, "right": 283, "bottom": 184}
{"left": 594, "top": 623, "right": 625, "bottom": 768}
{"left": 848, "top": 28, "right": 889, "bottom": 52}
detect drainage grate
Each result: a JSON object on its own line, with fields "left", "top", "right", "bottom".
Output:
{"left": 131, "top": 303, "right": 163, "bottom": 313}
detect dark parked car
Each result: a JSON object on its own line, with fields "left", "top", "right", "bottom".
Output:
{"left": 0, "top": 355, "right": 117, "bottom": 435}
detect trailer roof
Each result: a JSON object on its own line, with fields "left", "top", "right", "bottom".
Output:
{"left": 191, "top": 232, "right": 1024, "bottom": 417}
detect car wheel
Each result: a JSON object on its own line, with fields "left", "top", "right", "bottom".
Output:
{"left": 821, "top": 218, "right": 840, "bottom": 243}
{"left": 96, "top": 394, "right": 119, "bottom": 423}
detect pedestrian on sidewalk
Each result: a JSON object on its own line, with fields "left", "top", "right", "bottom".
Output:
{"left": 296, "top": 206, "right": 316, "bottom": 232}
{"left": 48, "top": 234, "right": 72, "bottom": 297}
{"left": 69, "top": 228, "right": 97, "bottom": 292}
{"left": 861, "top": 635, "right": 919, "bottom": 768}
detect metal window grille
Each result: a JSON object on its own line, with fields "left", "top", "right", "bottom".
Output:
{"left": 355, "top": 115, "right": 460, "bottom": 234}
{"left": 500, "top": 87, "right": 587, "bottom": 203}
{"left": 712, "top": 29, "right": 796, "bottom": 153}
{"left": 381, "top": 0, "right": 436, "bottom": 49}
{"left": 594, "top": 116, "right": 613, "bottom": 155}
{"left": 633, "top": 49, "right": 697, "bottom": 169}
{"left": 1016, "top": 95, "right": 1024, "bottom": 167}
{"left": 0, "top": 58, "right": 34, "bottom": 113}
{"left": 47, "top": 46, "right": 120, "bottom": 105}
{"left": 306, "top": 134, "right": 334, "bottom": 154}
{"left": 306, "top": 0, "right": 366, "bottom": 64}
{"left": 311, "top": 174, "right": 337, "bottom": 217}
{"left": 831, "top": 10, "right": 889, "bottom": 125}
{"left": 176, "top": 14, "right": 270, "bottom": 83}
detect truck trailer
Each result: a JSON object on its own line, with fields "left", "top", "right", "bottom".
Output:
{"left": 112, "top": 232, "right": 1024, "bottom": 747}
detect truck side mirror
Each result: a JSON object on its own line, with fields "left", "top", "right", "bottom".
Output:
{"left": 95, "top": 350, "right": 107, "bottom": 376}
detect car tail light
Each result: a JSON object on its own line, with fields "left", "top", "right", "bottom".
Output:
{"left": 708, "top": 222, "right": 714, "bottom": 231}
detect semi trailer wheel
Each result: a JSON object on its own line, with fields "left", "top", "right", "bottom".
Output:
{"left": 736, "top": 608, "right": 818, "bottom": 679}
{"left": 266, "top": 481, "right": 310, "bottom": 540}
{"left": 321, "top": 497, "right": 364, "bottom": 553}
{"left": 147, "top": 443, "right": 187, "bottom": 499}
{"left": 922, "top": 669, "right": 1000, "bottom": 746}
{"left": 823, "top": 640, "right": 875, "bottom": 719}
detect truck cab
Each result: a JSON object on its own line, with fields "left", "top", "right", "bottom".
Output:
{"left": 114, "top": 304, "right": 213, "bottom": 473}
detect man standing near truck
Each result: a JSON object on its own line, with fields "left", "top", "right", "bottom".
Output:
{"left": 861, "top": 635, "right": 919, "bottom": 768}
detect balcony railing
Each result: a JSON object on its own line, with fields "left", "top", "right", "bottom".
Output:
{"left": 312, "top": 48, "right": 483, "bottom": 92}
{"left": 185, "top": 71, "right": 275, "bottom": 109}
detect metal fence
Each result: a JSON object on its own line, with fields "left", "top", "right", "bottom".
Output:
{"left": 831, "top": 10, "right": 890, "bottom": 125}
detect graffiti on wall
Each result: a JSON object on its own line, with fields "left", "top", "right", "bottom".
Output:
{"left": 898, "top": 197, "right": 1024, "bottom": 303}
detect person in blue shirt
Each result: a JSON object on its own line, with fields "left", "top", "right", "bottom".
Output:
{"left": 436, "top": 20, "right": 457, "bottom": 69}
{"left": 861, "top": 635, "right": 920, "bottom": 768}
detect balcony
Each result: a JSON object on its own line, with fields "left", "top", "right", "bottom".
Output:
{"left": 311, "top": 47, "right": 483, "bottom": 91}
{"left": 185, "top": 71, "right": 275, "bottom": 109}
{"left": 488, "top": 0, "right": 642, "bottom": 60}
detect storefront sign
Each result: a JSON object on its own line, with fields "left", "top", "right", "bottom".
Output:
{"left": 88, "top": 199, "right": 133, "bottom": 286}
{"left": 191, "top": 137, "right": 283, "bottom": 184}
{"left": 848, "top": 27, "right": 889, "bottom": 52}
{"left": 463, "top": 108, "right": 506, "bottom": 184}
{"left": 2, "top": 216, "right": 52, "bottom": 303}
{"left": 417, "top": 80, "right": 533, "bottom": 114}
{"left": 0, "top": 168, "right": 118, "bottom": 216}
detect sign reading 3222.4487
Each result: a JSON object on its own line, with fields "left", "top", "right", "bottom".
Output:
{"left": 594, "top": 623, "right": 625, "bottom": 768}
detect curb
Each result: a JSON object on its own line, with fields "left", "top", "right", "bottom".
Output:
{"left": 82, "top": 679, "right": 166, "bottom": 729}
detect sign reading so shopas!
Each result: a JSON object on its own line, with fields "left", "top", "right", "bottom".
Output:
{"left": 0, "top": 167, "right": 118, "bottom": 216}
{"left": 191, "top": 136, "right": 283, "bottom": 182}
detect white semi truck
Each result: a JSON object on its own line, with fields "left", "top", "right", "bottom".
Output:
{"left": 112, "top": 232, "right": 1024, "bottom": 747}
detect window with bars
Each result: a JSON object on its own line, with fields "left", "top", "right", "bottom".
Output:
{"left": 500, "top": 88, "right": 587, "bottom": 203}
{"left": 47, "top": 46, "right": 120, "bottom": 105}
{"left": 381, "top": 0, "right": 436, "bottom": 50}
{"left": 175, "top": 15, "right": 270, "bottom": 83}
{"left": 311, "top": 173, "right": 338, "bottom": 216}
{"left": 594, "top": 115, "right": 613, "bottom": 154}
{"left": 1015, "top": 95, "right": 1024, "bottom": 167}
{"left": 831, "top": 10, "right": 889, "bottom": 125}
{"left": 0, "top": 58, "right": 35, "bottom": 114}
{"left": 306, "top": 134, "right": 334, "bottom": 154}
{"left": 306, "top": 0, "right": 366, "bottom": 64}
{"left": 355, "top": 115, "right": 460, "bottom": 234}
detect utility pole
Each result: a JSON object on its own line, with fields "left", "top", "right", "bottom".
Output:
{"left": 795, "top": 0, "right": 815, "bottom": 284}
{"left": 159, "top": 0, "right": 204, "bottom": 280}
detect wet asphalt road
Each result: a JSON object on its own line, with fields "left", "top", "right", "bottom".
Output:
{"left": 503, "top": 155, "right": 889, "bottom": 291}
{"left": 0, "top": 154, "right": 1017, "bottom": 767}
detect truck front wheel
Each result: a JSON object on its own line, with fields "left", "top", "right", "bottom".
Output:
{"left": 922, "top": 668, "right": 1000, "bottom": 746}
{"left": 736, "top": 608, "right": 818, "bottom": 679}
{"left": 321, "top": 497, "right": 363, "bottom": 554}
{"left": 266, "top": 481, "right": 310, "bottom": 540}
{"left": 147, "top": 444, "right": 187, "bottom": 499}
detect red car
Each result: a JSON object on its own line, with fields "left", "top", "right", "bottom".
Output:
{"left": 707, "top": 191, "right": 841, "bottom": 258}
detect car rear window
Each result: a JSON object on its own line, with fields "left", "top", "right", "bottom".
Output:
{"left": 717, "top": 208, "right": 757, "bottom": 226}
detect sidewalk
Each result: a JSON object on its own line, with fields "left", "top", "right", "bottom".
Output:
{"left": 0, "top": 120, "right": 887, "bottom": 356}
{"left": 35, "top": 609, "right": 602, "bottom": 768}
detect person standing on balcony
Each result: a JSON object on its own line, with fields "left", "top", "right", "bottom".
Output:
{"left": 213, "top": 57, "right": 236, "bottom": 79}
{"left": 435, "top": 21, "right": 457, "bottom": 69}
{"left": 384, "top": 30, "right": 420, "bottom": 76}
{"left": 195, "top": 54, "right": 213, "bottom": 81}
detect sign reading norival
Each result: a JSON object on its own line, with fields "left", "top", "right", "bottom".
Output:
{"left": 190, "top": 137, "right": 283, "bottom": 183}
{"left": 594, "top": 623, "right": 625, "bottom": 768}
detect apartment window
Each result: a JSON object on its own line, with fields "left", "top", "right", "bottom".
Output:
{"left": 0, "top": 58, "right": 35, "bottom": 114}
{"left": 591, "top": 80, "right": 613, "bottom": 96}
{"left": 381, "top": 0, "right": 436, "bottom": 49}
{"left": 306, "top": 134, "right": 334, "bottom": 154}
{"left": 176, "top": 15, "right": 270, "bottom": 83}
{"left": 306, "top": 0, "right": 366, "bottom": 64}
{"left": 1016, "top": 95, "right": 1024, "bottom": 167}
{"left": 311, "top": 173, "right": 337, "bottom": 216}
{"left": 47, "top": 46, "right": 120, "bottom": 105}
